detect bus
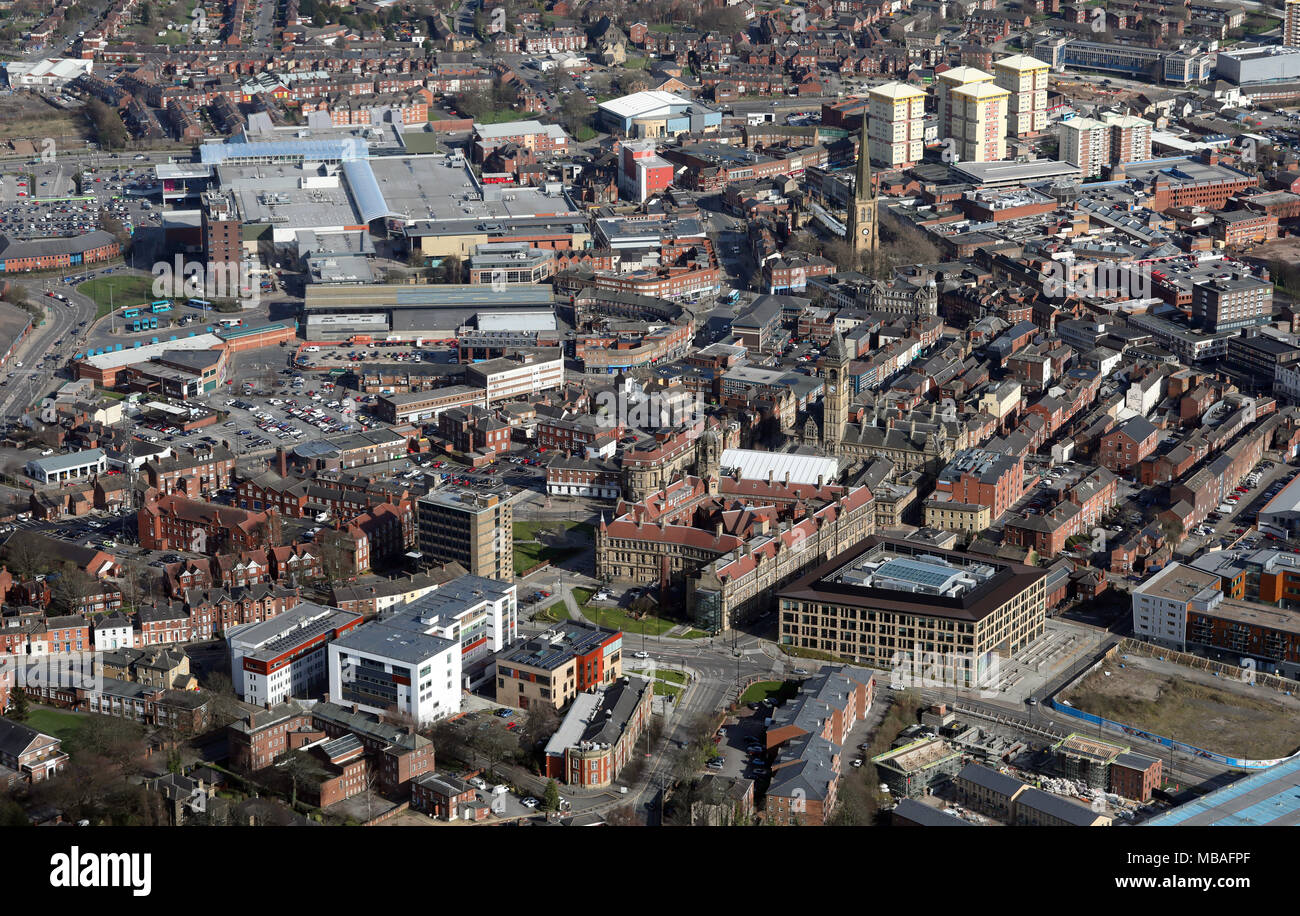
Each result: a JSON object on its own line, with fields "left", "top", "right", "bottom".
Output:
{"left": 122, "top": 308, "right": 140, "bottom": 319}
{"left": 188, "top": 299, "right": 212, "bottom": 309}
{"left": 218, "top": 318, "right": 243, "bottom": 328}
{"left": 150, "top": 301, "right": 172, "bottom": 314}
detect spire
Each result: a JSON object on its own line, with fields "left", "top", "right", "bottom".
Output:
{"left": 856, "top": 116, "right": 874, "bottom": 201}
{"left": 826, "top": 328, "right": 847, "bottom": 364}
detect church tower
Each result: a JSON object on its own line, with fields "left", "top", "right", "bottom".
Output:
{"left": 847, "top": 117, "right": 879, "bottom": 257}
{"left": 822, "top": 330, "right": 849, "bottom": 455}
{"left": 697, "top": 425, "right": 721, "bottom": 494}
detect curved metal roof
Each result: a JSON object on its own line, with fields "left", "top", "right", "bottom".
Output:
{"left": 341, "top": 159, "right": 393, "bottom": 225}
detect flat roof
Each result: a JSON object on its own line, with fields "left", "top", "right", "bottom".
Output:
{"left": 598, "top": 90, "right": 692, "bottom": 119}
{"left": 718, "top": 449, "right": 839, "bottom": 486}
{"left": 500, "top": 620, "right": 619, "bottom": 671}
{"left": 1146, "top": 756, "right": 1300, "bottom": 826}
{"left": 952, "top": 159, "right": 1080, "bottom": 185}
{"left": 304, "top": 283, "right": 554, "bottom": 311}
{"left": 78, "top": 334, "right": 224, "bottom": 371}
{"left": 1205, "top": 598, "right": 1300, "bottom": 637}
{"left": 364, "top": 155, "right": 580, "bottom": 233}
{"left": 1262, "top": 474, "right": 1300, "bottom": 518}
{"left": 1135, "top": 563, "right": 1225, "bottom": 604}
{"left": 231, "top": 602, "right": 362, "bottom": 662}
{"left": 780, "top": 536, "right": 1045, "bottom": 624}
{"left": 330, "top": 617, "right": 456, "bottom": 664}
{"left": 26, "top": 448, "right": 106, "bottom": 472}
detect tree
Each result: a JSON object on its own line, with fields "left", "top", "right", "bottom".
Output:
{"left": 542, "top": 778, "right": 560, "bottom": 811}
{"left": 629, "top": 594, "right": 659, "bottom": 619}
{"left": 50, "top": 563, "right": 97, "bottom": 614}
{"left": 604, "top": 803, "right": 640, "bottom": 826}
{"left": 68, "top": 715, "right": 148, "bottom": 778}
{"left": 0, "top": 796, "right": 28, "bottom": 827}
{"left": 3, "top": 533, "right": 52, "bottom": 581}
{"left": 427, "top": 717, "right": 470, "bottom": 763}
{"left": 520, "top": 702, "right": 558, "bottom": 753}
{"left": 559, "top": 91, "right": 594, "bottom": 137}
{"left": 457, "top": 86, "right": 493, "bottom": 119}
{"left": 200, "top": 671, "right": 247, "bottom": 731}
{"left": 276, "top": 751, "right": 317, "bottom": 809}
{"left": 85, "top": 99, "right": 129, "bottom": 151}
{"left": 7, "top": 687, "right": 29, "bottom": 722}
{"left": 437, "top": 254, "right": 464, "bottom": 284}
{"left": 469, "top": 721, "right": 518, "bottom": 779}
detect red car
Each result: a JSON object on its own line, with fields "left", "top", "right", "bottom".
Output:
{"left": 506, "top": 721, "right": 517, "bottom": 730}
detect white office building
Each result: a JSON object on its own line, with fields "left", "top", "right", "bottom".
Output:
{"left": 1130, "top": 563, "right": 1222, "bottom": 648}
{"left": 328, "top": 619, "right": 462, "bottom": 725}
{"left": 390, "top": 576, "right": 518, "bottom": 687}
{"left": 228, "top": 603, "right": 364, "bottom": 707}
{"left": 465, "top": 351, "right": 564, "bottom": 403}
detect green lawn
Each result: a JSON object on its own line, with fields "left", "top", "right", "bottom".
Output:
{"left": 513, "top": 520, "right": 594, "bottom": 541}
{"left": 23, "top": 707, "right": 87, "bottom": 741}
{"left": 587, "top": 603, "right": 679, "bottom": 636}
{"left": 668, "top": 628, "right": 710, "bottom": 640}
{"left": 572, "top": 587, "right": 596, "bottom": 607}
{"left": 740, "top": 680, "right": 800, "bottom": 705}
{"left": 648, "top": 22, "right": 675, "bottom": 32}
{"left": 538, "top": 601, "right": 570, "bottom": 622}
{"left": 781, "top": 645, "right": 855, "bottom": 664}
{"left": 512, "top": 520, "right": 594, "bottom": 575}
{"left": 514, "top": 541, "right": 579, "bottom": 575}
{"left": 474, "top": 109, "right": 541, "bottom": 125}
{"left": 79, "top": 274, "right": 155, "bottom": 320}
{"left": 624, "top": 55, "right": 648, "bottom": 70}
{"left": 654, "top": 668, "right": 688, "bottom": 686}
{"left": 654, "top": 682, "right": 683, "bottom": 698}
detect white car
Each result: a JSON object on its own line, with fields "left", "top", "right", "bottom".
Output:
{"left": 634, "top": 651, "right": 650, "bottom": 659}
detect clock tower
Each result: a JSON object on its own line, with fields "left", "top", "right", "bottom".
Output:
{"left": 822, "top": 329, "right": 849, "bottom": 456}
{"left": 847, "top": 117, "right": 879, "bottom": 257}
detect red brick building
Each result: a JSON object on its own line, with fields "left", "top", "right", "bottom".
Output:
{"left": 1100, "top": 416, "right": 1160, "bottom": 475}
{"left": 1110, "top": 752, "right": 1161, "bottom": 802}
{"left": 138, "top": 490, "right": 281, "bottom": 554}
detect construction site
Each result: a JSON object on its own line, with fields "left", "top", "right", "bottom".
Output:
{"left": 1061, "top": 645, "right": 1300, "bottom": 762}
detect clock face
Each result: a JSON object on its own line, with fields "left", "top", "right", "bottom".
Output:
{"left": 828, "top": 385, "right": 836, "bottom": 394}
{"left": 861, "top": 227, "right": 871, "bottom": 237}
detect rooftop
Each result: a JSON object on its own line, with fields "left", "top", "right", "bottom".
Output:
{"left": 1145, "top": 755, "right": 1300, "bottom": 826}
{"left": 500, "top": 620, "right": 620, "bottom": 672}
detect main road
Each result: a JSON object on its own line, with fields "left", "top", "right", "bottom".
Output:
{"left": 0, "top": 288, "right": 95, "bottom": 419}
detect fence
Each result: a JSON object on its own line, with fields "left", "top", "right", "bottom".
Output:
{"left": 1039, "top": 640, "right": 1300, "bottom": 769}
{"left": 1116, "top": 638, "right": 1300, "bottom": 696}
